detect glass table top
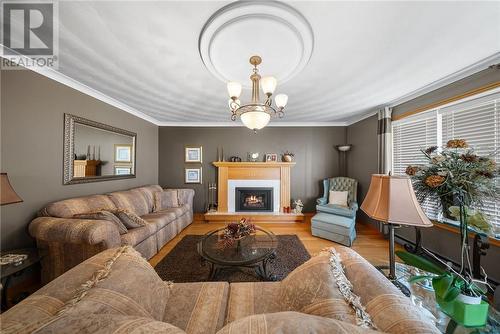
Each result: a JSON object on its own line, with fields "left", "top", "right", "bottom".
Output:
{"left": 197, "top": 227, "right": 278, "bottom": 266}
{"left": 394, "top": 263, "right": 499, "bottom": 334}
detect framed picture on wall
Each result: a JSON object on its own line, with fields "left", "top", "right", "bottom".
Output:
{"left": 115, "top": 144, "right": 132, "bottom": 163}
{"left": 185, "top": 167, "right": 202, "bottom": 184}
{"left": 185, "top": 146, "right": 202, "bottom": 163}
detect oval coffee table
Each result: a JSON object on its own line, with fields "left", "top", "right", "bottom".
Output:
{"left": 197, "top": 226, "right": 278, "bottom": 281}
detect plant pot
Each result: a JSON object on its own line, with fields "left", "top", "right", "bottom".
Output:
{"left": 437, "top": 296, "right": 489, "bottom": 327}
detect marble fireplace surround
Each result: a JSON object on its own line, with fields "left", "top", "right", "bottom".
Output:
{"left": 213, "top": 162, "right": 295, "bottom": 213}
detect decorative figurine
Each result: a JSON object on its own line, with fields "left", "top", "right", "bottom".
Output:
{"left": 293, "top": 199, "right": 304, "bottom": 214}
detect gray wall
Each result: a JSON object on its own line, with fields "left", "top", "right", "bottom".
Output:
{"left": 1, "top": 69, "right": 159, "bottom": 250}
{"left": 346, "top": 115, "right": 379, "bottom": 225}
{"left": 158, "top": 127, "right": 346, "bottom": 213}
{"left": 392, "top": 67, "right": 500, "bottom": 118}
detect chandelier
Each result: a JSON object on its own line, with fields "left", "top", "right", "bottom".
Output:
{"left": 227, "top": 55, "right": 288, "bottom": 132}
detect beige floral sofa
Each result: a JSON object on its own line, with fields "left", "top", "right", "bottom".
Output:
{"left": 1, "top": 246, "right": 439, "bottom": 334}
{"left": 28, "top": 185, "right": 194, "bottom": 283}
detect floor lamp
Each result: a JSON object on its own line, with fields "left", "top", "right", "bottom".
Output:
{"left": 360, "top": 174, "right": 432, "bottom": 296}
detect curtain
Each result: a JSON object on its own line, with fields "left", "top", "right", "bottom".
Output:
{"left": 377, "top": 107, "right": 392, "bottom": 235}
{"left": 377, "top": 107, "right": 393, "bottom": 174}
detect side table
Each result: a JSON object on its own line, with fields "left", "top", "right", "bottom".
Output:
{"left": 1, "top": 248, "right": 41, "bottom": 311}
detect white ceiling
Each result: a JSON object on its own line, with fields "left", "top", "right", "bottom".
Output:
{"left": 18, "top": 1, "right": 500, "bottom": 125}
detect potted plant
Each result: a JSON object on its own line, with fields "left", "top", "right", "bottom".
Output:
{"left": 401, "top": 139, "right": 498, "bottom": 327}
{"left": 396, "top": 250, "right": 489, "bottom": 327}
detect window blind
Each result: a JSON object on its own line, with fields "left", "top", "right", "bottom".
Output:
{"left": 392, "top": 112, "right": 439, "bottom": 218}
{"left": 392, "top": 90, "right": 500, "bottom": 229}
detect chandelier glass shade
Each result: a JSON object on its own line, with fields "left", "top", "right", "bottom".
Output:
{"left": 227, "top": 55, "right": 288, "bottom": 132}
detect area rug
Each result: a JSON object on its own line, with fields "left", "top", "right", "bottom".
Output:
{"left": 154, "top": 235, "right": 310, "bottom": 283}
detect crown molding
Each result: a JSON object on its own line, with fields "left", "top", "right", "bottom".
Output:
{"left": 387, "top": 52, "right": 500, "bottom": 108}
{"left": 156, "top": 121, "right": 347, "bottom": 127}
{"left": 1, "top": 48, "right": 161, "bottom": 126}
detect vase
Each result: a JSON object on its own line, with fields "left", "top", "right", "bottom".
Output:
{"left": 440, "top": 195, "right": 457, "bottom": 221}
{"left": 283, "top": 155, "right": 293, "bottom": 162}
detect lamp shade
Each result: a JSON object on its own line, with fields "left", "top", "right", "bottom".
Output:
{"left": 360, "top": 174, "right": 432, "bottom": 227}
{"left": 1, "top": 173, "right": 23, "bottom": 205}
{"left": 240, "top": 108, "right": 270, "bottom": 130}
{"left": 227, "top": 82, "right": 242, "bottom": 98}
{"left": 260, "top": 76, "right": 277, "bottom": 95}
{"left": 275, "top": 94, "right": 288, "bottom": 108}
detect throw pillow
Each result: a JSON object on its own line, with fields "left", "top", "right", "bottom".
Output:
{"left": 153, "top": 190, "right": 179, "bottom": 212}
{"left": 73, "top": 211, "right": 128, "bottom": 235}
{"left": 114, "top": 210, "right": 148, "bottom": 229}
{"left": 329, "top": 190, "right": 348, "bottom": 207}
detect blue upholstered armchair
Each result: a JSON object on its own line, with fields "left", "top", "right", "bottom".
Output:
{"left": 312, "top": 177, "right": 359, "bottom": 246}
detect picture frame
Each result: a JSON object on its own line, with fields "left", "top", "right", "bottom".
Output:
{"left": 247, "top": 152, "right": 260, "bottom": 162}
{"left": 114, "top": 144, "right": 133, "bottom": 163}
{"left": 185, "top": 146, "right": 202, "bottom": 163}
{"left": 185, "top": 167, "right": 202, "bottom": 184}
{"left": 114, "top": 166, "right": 132, "bottom": 175}
{"left": 265, "top": 153, "right": 278, "bottom": 162}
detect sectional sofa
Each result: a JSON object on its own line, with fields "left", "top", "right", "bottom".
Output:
{"left": 0, "top": 245, "right": 439, "bottom": 334}
{"left": 29, "top": 185, "right": 194, "bottom": 283}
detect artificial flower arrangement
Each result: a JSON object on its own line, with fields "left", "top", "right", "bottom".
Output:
{"left": 219, "top": 218, "right": 256, "bottom": 248}
{"left": 399, "top": 139, "right": 499, "bottom": 327}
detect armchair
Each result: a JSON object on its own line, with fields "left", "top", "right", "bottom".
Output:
{"left": 312, "top": 177, "right": 358, "bottom": 246}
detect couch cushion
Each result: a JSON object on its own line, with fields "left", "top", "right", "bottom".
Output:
{"left": 163, "top": 282, "right": 229, "bottom": 334}
{"left": 108, "top": 189, "right": 151, "bottom": 216}
{"left": 73, "top": 210, "right": 128, "bottom": 234}
{"left": 34, "top": 314, "right": 186, "bottom": 334}
{"left": 142, "top": 211, "right": 177, "bottom": 231}
{"left": 114, "top": 210, "right": 148, "bottom": 229}
{"left": 154, "top": 189, "right": 179, "bottom": 212}
{"left": 38, "top": 194, "right": 117, "bottom": 218}
{"left": 316, "top": 204, "right": 356, "bottom": 217}
{"left": 217, "top": 312, "right": 379, "bottom": 334}
{"left": 335, "top": 246, "right": 440, "bottom": 334}
{"left": 120, "top": 224, "right": 156, "bottom": 247}
{"left": 162, "top": 205, "right": 189, "bottom": 218}
{"left": 226, "top": 282, "right": 281, "bottom": 323}
{"left": 135, "top": 185, "right": 163, "bottom": 213}
{"left": 279, "top": 255, "right": 358, "bottom": 325}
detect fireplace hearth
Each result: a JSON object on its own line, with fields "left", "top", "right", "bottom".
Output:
{"left": 235, "top": 187, "right": 273, "bottom": 212}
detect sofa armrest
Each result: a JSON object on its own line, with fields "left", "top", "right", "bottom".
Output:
{"left": 316, "top": 197, "right": 327, "bottom": 205}
{"left": 29, "top": 217, "right": 121, "bottom": 247}
{"left": 349, "top": 202, "right": 358, "bottom": 212}
{"left": 175, "top": 188, "right": 195, "bottom": 208}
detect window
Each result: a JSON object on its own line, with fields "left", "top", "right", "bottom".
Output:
{"left": 392, "top": 90, "right": 500, "bottom": 230}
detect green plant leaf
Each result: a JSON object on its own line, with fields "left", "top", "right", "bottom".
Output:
{"left": 443, "top": 286, "right": 461, "bottom": 302}
{"left": 396, "top": 251, "right": 446, "bottom": 275}
{"left": 409, "top": 275, "right": 434, "bottom": 283}
{"left": 432, "top": 275, "right": 453, "bottom": 298}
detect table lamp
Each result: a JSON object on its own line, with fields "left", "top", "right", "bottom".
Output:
{"left": 1, "top": 173, "right": 23, "bottom": 205}
{"left": 361, "top": 174, "right": 432, "bottom": 295}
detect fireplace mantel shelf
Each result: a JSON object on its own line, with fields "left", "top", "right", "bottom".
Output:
{"left": 213, "top": 162, "right": 296, "bottom": 168}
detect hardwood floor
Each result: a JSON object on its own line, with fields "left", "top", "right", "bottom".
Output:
{"left": 149, "top": 219, "right": 400, "bottom": 268}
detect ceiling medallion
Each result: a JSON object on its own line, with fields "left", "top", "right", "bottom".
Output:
{"left": 227, "top": 55, "right": 288, "bottom": 132}
{"left": 199, "top": 1, "right": 314, "bottom": 86}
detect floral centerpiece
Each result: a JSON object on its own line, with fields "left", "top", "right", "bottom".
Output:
{"left": 399, "top": 139, "right": 498, "bottom": 327}
{"left": 405, "top": 139, "right": 498, "bottom": 232}
{"left": 219, "top": 218, "right": 256, "bottom": 248}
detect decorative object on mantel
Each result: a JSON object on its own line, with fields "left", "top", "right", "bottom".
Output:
{"left": 185, "top": 146, "right": 203, "bottom": 163}
{"left": 1, "top": 173, "right": 23, "bottom": 206}
{"left": 229, "top": 156, "right": 242, "bottom": 162}
{"left": 293, "top": 199, "right": 304, "bottom": 214}
{"left": 282, "top": 151, "right": 295, "bottom": 162}
{"left": 335, "top": 144, "right": 352, "bottom": 176}
{"left": 247, "top": 152, "right": 260, "bottom": 162}
{"left": 405, "top": 139, "right": 498, "bottom": 233}
{"left": 361, "top": 174, "right": 433, "bottom": 297}
{"left": 207, "top": 182, "right": 218, "bottom": 212}
{"left": 218, "top": 218, "right": 256, "bottom": 248}
{"left": 226, "top": 55, "right": 288, "bottom": 132}
{"left": 265, "top": 153, "right": 278, "bottom": 162}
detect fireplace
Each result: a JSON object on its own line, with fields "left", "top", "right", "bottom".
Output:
{"left": 235, "top": 187, "right": 273, "bottom": 212}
